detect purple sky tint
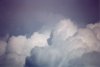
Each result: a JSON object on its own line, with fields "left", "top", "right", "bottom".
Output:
{"left": 0, "top": 0, "right": 99, "bottom": 37}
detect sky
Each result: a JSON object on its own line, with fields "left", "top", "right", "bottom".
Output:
{"left": 0, "top": 0, "right": 99, "bottom": 37}
{"left": 0, "top": 0, "right": 100, "bottom": 67}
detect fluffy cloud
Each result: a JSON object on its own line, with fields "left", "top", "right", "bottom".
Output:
{"left": 0, "top": 19, "right": 100, "bottom": 67}
{"left": 0, "top": 32, "right": 49, "bottom": 67}
{"left": 25, "top": 19, "right": 100, "bottom": 67}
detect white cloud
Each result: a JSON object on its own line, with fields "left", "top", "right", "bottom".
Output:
{"left": 0, "top": 32, "right": 49, "bottom": 67}
{"left": 0, "top": 19, "right": 100, "bottom": 67}
{"left": 25, "top": 20, "right": 100, "bottom": 67}
{"left": 87, "top": 22, "right": 100, "bottom": 40}
{"left": 53, "top": 19, "right": 77, "bottom": 40}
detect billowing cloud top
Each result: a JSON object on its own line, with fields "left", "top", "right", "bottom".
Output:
{"left": 24, "top": 19, "right": 100, "bottom": 67}
{"left": 0, "top": 19, "right": 100, "bottom": 67}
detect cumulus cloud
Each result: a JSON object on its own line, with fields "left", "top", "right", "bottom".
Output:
{"left": 0, "top": 32, "right": 49, "bottom": 67}
{"left": 25, "top": 19, "right": 100, "bottom": 67}
{"left": 0, "top": 19, "right": 100, "bottom": 67}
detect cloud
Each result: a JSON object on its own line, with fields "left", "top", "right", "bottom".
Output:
{"left": 0, "top": 19, "right": 100, "bottom": 67}
{"left": 0, "top": 40, "right": 7, "bottom": 56}
{"left": 54, "top": 19, "right": 77, "bottom": 39}
{"left": 0, "top": 39, "right": 8, "bottom": 67}
{"left": 0, "top": 32, "right": 49, "bottom": 67}
{"left": 68, "top": 51, "right": 100, "bottom": 67}
{"left": 25, "top": 19, "right": 100, "bottom": 67}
